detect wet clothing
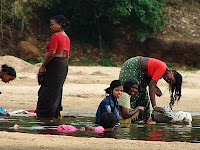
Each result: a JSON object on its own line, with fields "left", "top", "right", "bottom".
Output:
{"left": 118, "top": 92, "right": 140, "bottom": 124}
{"left": 118, "top": 92, "right": 131, "bottom": 123}
{"left": 118, "top": 92, "right": 131, "bottom": 109}
{"left": 119, "top": 56, "right": 150, "bottom": 122}
{"left": 95, "top": 95, "right": 121, "bottom": 124}
{"left": 46, "top": 32, "right": 70, "bottom": 58}
{"left": 56, "top": 125, "right": 105, "bottom": 133}
{"left": 148, "top": 58, "right": 167, "bottom": 82}
{"left": 36, "top": 57, "right": 68, "bottom": 118}
{"left": 119, "top": 56, "right": 168, "bottom": 122}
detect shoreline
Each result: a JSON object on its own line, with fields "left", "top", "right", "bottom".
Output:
{"left": 0, "top": 56, "right": 200, "bottom": 149}
{"left": 0, "top": 131, "right": 200, "bottom": 150}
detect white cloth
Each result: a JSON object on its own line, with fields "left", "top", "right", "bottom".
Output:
{"left": 152, "top": 106, "right": 192, "bottom": 124}
{"left": 9, "top": 110, "right": 36, "bottom": 116}
{"left": 172, "top": 111, "right": 192, "bottom": 123}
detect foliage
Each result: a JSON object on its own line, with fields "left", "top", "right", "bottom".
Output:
{"left": 98, "top": 53, "right": 118, "bottom": 67}
{"left": 0, "top": 0, "right": 167, "bottom": 64}
{"left": 43, "top": 0, "right": 166, "bottom": 43}
{"left": 25, "top": 56, "right": 43, "bottom": 64}
{"left": 0, "top": 0, "right": 48, "bottom": 40}
{"left": 0, "top": 0, "right": 166, "bottom": 43}
{"left": 68, "top": 58, "right": 94, "bottom": 66}
{"left": 129, "top": 0, "right": 166, "bottom": 41}
{"left": 98, "top": 60, "right": 118, "bottom": 67}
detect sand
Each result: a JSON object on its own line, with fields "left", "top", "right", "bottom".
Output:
{"left": 0, "top": 55, "right": 200, "bottom": 150}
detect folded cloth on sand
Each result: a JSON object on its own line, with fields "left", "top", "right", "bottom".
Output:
{"left": 151, "top": 106, "right": 192, "bottom": 124}
{"left": 0, "top": 107, "right": 6, "bottom": 112}
{"left": 9, "top": 110, "right": 36, "bottom": 116}
{"left": 0, "top": 107, "right": 10, "bottom": 116}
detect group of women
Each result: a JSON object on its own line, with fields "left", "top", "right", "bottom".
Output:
{"left": 1, "top": 15, "right": 183, "bottom": 125}
{"left": 94, "top": 56, "right": 183, "bottom": 124}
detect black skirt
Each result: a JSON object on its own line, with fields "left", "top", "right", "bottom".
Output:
{"left": 36, "top": 57, "right": 68, "bottom": 119}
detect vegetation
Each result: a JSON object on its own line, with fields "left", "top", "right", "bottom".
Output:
{"left": 0, "top": 0, "right": 166, "bottom": 49}
{"left": 1, "top": 0, "right": 199, "bottom": 67}
{"left": 0, "top": 0, "right": 47, "bottom": 39}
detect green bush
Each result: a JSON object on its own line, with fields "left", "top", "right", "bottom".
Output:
{"left": 98, "top": 60, "right": 118, "bottom": 67}
{"left": 25, "top": 57, "right": 43, "bottom": 64}
{"left": 130, "top": 0, "right": 166, "bottom": 41}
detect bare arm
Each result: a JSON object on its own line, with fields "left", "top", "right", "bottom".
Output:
{"left": 155, "top": 85, "right": 162, "bottom": 97}
{"left": 120, "top": 106, "right": 144, "bottom": 119}
{"left": 38, "top": 51, "right": 55, "bottom": 75}
{"left": 149, "top": 79, "right": 157, "bottom": 107}
{"left": 149, "top": 79, "right": 164, "bottom": 113}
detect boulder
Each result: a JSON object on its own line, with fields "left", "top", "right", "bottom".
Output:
{"left": 17, "top": 41, "right": 41, "bottom": 60}
{"left": 26, "top": 36, "right": 38, "bottom": 47}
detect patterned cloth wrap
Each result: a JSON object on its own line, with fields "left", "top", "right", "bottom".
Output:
{"left": 119, "top": 56, "right": 150, "bottom": 122}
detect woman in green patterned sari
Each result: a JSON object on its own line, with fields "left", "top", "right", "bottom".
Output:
{"left": 119, "top": 56, "right": 182, "bottom": 122}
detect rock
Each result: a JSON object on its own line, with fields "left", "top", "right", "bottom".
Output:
{"left": 26, "top": 36, "right": 38, "bottom": 47}
{"left": 17, "top": 41, "right": 41, "bottom": 60}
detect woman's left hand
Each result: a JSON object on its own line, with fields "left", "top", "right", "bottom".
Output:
{"left": 153, "top": 106, "right": 165, "bottom": 113}
{"left": 37, "top": 66, "right": 46, "bottom": 85}
{"left": 38, "top": 66, "right": 46, "bottom": 76}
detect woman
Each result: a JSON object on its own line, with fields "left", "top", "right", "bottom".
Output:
{"left": 118, "top": 79, "right": 144, "bottom": 123}
{"left": 0, "top": 64, "right": 16, "bottom": 83}
{"left": 95, "top": 80, "right": 123, "bottom": 124}
{"left": 36, "top": 15, "right": 71, "bottom": 119}
{"left": 119, "top": 56, "right": 182, "bottom": 122}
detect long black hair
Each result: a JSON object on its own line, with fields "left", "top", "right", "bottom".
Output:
{"left": 51, "top": 15, "right": 71, "bottom": 29}
{"left": 105, "top": 80, "right": 122, "bottom": 95}
{"left": 2, "top": 64, "right": 16, "bottom": 78}
{"left": 169, "top": 70, "right": 182, "bottom": 110}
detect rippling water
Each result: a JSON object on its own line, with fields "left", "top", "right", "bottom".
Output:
{"left": 0, "top": 114, "right": 200, "bottom": 143}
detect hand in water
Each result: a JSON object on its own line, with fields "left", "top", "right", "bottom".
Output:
{"left": 136, "top": 106, "right": 145, "bottom": 112}
{"left": 154, "top": 106, "right": 165, "bottom": 113}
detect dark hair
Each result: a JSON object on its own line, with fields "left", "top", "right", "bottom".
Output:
{"left": 100, "top": 112, "right": 117, "bottom": 128}
{"left": 51, "top": 15, "right": 71, "bottom": 29}
{"left": 105, "top": 80, "right": 122, "bottom": 94}
{"left": 169, "top": 70, "right": 182, "bottom": 110}
{"left": 123, "top": 79, "right": 139, "bottom": 93}
{"left": 2, "top": 64, "right": 16, "bottom": 78}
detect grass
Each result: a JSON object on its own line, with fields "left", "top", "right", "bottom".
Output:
{"left": 167, "top": 63, "right": 200, "bottom": 72}
{"left": 25, "top": 57, "right": 200, "bottom": 71}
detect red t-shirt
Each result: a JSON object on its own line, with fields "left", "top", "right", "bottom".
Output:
{"left": 46, "top": 32, "right": 70, "bottom": 58}
{"left": 148, "top": 58, "right": 167, "bottom": 82}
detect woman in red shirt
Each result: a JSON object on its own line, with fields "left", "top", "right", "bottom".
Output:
{"left": 119, "top": 56, "right": 182, "bottom": 122}
{"left": 36, "top": 15, "right": 71, "bottom": 119}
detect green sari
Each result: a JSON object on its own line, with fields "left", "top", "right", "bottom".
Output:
{"left": 119, "top": 56, "right": 150, "bottom": 122}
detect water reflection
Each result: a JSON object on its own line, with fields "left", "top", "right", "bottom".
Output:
{"left": 0, "top": 115, "right": 199, "bottom": 143}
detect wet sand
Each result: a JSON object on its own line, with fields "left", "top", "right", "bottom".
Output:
{"left": 0, "top": 56, "right": 200, "bottom": 149}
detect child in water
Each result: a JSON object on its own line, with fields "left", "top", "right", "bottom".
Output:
{"left": 95, "top": 80, "right": 123, "bottom": 124}
{"left": 56, "top": 112, "right": 117, "bottom": 133}
{"left": 13, "top": 112, "right": 117, "bottom": 133}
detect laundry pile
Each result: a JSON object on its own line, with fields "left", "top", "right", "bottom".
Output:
{"left": 151, "top": 106, "right": 192, "bottom": 125}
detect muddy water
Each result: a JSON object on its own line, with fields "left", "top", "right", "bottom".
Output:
{"left": 0, "top": 114, "right": 200, "bottom": 143}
